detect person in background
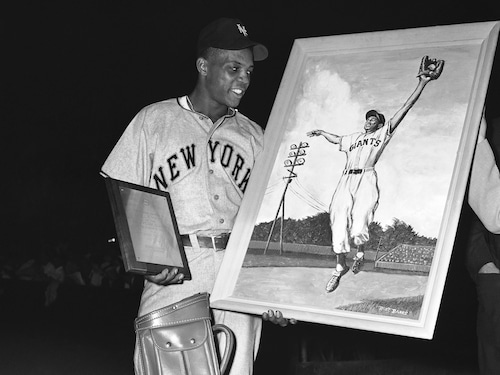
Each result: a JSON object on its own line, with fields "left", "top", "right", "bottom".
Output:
{"left": 467, "top": 114, "right": 500, "bottom": 375}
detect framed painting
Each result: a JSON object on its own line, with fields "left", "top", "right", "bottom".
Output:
{"left": 211, "top": 21, "right": 500, "bottom": 339}
{"left": 105, "top": 177, "right": 191, "bottom": 278}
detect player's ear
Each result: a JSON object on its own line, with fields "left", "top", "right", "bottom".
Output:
{"left": 196, "top": 57, "right": 208, "bottom": 76}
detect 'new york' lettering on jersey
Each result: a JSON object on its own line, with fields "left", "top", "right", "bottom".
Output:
{"left": 152, "top": 140, "right": 252, "bottom": 193}
{"left": 101, "top": 96, "right": 264, "bottom": 234}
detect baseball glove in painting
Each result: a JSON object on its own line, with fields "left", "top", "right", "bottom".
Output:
{"left": 417, "top": 55, "right": 445, "bottom": 80}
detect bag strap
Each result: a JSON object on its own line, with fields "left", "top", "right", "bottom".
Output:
{"left": 213, "top": 324, "right": 235, "bottom": 375}
{"left": 135, "top": 293, "right": 210, "bottom": 330}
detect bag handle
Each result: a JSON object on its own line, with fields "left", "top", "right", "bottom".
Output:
{"left": 213, "top": 323, "right": 235, "bottom": 374}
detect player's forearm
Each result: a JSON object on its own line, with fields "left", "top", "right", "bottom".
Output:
{"left": 469, "top": 139, "right": 500, "bottom": 234}
{"left": 321, "top": 131, "right": 340, "bottom": 144}
{"left": 390, "top": 80, "right": 428, "bottom": 132}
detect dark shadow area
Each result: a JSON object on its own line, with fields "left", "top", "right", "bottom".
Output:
{"left": 0, "top": 206, "right": 479, "bottom": 374}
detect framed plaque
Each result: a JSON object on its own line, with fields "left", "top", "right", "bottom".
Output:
{"left": 104, "top": 177, "right": 191, "bottom": 278}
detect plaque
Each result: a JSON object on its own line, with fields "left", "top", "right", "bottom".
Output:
{"left": 104, "top": 177, "right": 191, "bottom": 278}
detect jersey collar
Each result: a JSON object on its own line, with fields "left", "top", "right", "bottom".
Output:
{"left": 177, "top": 95, "right": 236, "bottom": 118}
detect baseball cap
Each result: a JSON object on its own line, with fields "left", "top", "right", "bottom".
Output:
{"left": 197, "top": 18, "right": 268, "bottom": 61}
{"left": 365, "top": 110, "right": 386, "bottom": 125}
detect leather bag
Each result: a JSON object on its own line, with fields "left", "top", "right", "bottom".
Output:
{"left": 135, "top": 292, "right": 234, "bottom": 375}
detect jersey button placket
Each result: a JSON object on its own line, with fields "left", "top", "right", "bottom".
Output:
{"left": 207, "top": 155, "right": 223, "bottom": 227}
{"left": 206, "top": 130, "right": 227, "bottom": 229}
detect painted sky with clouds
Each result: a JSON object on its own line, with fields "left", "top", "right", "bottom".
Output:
{"left": 256, "top": 44, "right": 480, "bottom": 238}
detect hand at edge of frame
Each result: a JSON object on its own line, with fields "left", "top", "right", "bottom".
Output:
{"left": 478, "top": 114, "right": 487, "bottom": 144}
{"left": 262, "top": 309, "right": 298, "bottom": 327}
{"left": 145, "top": 267, "right": 184, "bottom": 286}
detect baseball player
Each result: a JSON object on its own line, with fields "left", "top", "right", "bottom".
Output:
{"left": 307, "top": 56, "right": 444, "bottom": 293}
{"left": 101, "top": 18, "right": 293, "bottom": 375}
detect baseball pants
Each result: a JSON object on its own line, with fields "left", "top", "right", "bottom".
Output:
{"left": 134, "top": 237, "right": 262, "bottom": 375}
{"left": 329, "top": 170, "right": 379, "bottom": 254}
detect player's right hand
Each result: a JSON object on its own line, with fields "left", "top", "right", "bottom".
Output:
{"left": 145, "top": 267, "right": 184, "bottom": 286}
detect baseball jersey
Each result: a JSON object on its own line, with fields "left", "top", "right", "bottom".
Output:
{"left": 101, "top": 96, "right": 264, "bottom": 235}
{"left": 339, "top": 122, "right": 393, "bottom": 170}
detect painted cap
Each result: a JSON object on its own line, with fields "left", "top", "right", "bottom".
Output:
{"left": 197, "top": 18, "right": 268, "bottom": 61}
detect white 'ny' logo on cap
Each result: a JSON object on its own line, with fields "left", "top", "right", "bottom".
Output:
{"left": 237, "top": 24, "right": 248, "bottom": 37}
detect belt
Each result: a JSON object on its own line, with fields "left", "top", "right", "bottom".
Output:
{"left": 344, "top": 168, "right": 374, "bottom": 175}
{"left": 180, "top": 233, "right": 230, "bottom": 251}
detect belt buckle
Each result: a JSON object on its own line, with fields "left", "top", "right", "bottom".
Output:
{"left": 210, "top": 236, "right": 218, "bottom": 251}
{"left": 210, "top": 233, "right": 229, "bottom": 252}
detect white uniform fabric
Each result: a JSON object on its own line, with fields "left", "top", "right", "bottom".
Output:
{"left": 330, "top": 122, "right": 393, "bottom": 254}
{"left": 102, "top": 96, "right": 263, "bottom": 235}
{"left": 469, "top": 138, "right": 500, "bottom": 234}
{"left": 101, "top": 96, "right": 264, "bottom": 374}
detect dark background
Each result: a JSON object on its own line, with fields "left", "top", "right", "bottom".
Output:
{"left": 3, "top": 1, "right": 500, "bottom": 251}
{"left": 2, "top": 1, "right": 500, "bottom": 374}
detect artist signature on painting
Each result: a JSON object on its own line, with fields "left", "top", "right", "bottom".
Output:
{"left": 377, "top": 305, "right": 410, "bottom": 316}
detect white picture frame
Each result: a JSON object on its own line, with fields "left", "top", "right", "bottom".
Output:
{"left": 211, "top": 21, "right": 499, "bottom": 339}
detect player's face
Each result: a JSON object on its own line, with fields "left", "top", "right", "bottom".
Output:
{"left": 364, "top": 116, "right": 380, "bottom": 133}
{"left": 205, "top": 48, "right": 254, "bottom": 109}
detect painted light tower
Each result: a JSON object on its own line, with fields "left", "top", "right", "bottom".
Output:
{"left": 264, "top": 141, "right": 309, "bottom": 254}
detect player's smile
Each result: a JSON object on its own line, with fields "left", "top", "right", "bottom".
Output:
{"left": 231, "top": 87, "right": 246, "bottom": 98}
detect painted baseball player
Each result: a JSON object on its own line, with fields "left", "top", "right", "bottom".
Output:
{"left": 101, "top": 18, "right": 293, "bottom": 375}
{"left": 307, "top": 56, "right": 444, "bottom": 293}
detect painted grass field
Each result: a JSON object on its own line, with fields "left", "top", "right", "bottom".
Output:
{"left": 239, "top": 249, "right": 428, "bottom": 319}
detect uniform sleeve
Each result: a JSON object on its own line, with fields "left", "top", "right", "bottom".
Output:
{"left": 465, "top": 214, "right": 495, "bottom": 281}
{"left": 253, "top": 125, "right": 264, "bottom": 159}
{"left": 468, "top": 139, "right": 500, "bottom": 234}
{"left": 100, "top": 109, "right": 151, "bottom": 185}
{"left": 338, "top": 134, "right": 351, "bottom": 152}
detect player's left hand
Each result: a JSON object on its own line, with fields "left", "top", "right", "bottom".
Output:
{"left": 145, "top": 267, "right": 184, "bottom": 286}
{"left": 417, "top": 55, "right": 444, "bottom": 81}
{"left": 262, "top": 309, "right": 298, "bottom": 327}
